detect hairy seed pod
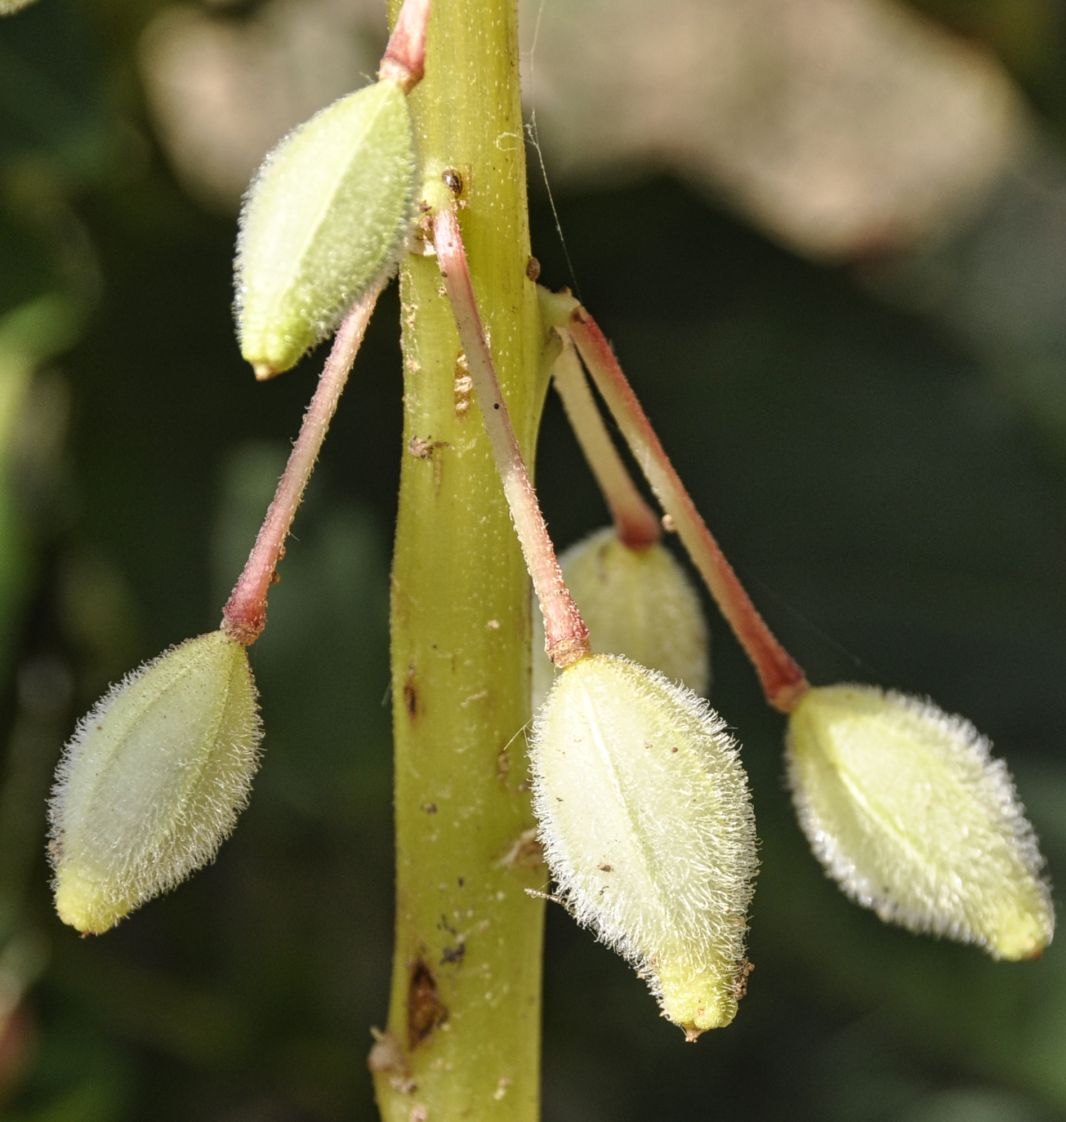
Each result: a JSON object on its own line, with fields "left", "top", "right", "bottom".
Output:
{"left": 235, "top": 78, "right": 417, "bottom": 379}
{"left": 49, "top": 631, "right": 263, "bottom": 935}
{"left": 787, "top": 684, "right": 1054, "bottom": 959}
{"left": 531, "top": 654, "right": 757, "bottom": 1039}
{"left": 532, "top": 527, "right": 710, "bottom": 710}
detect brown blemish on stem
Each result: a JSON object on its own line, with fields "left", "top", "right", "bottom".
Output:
{"left": 403, "top": 665, "right": 420, "bottom": 720}
{"left": 440, "top": 940, "right": 466, "bottom": 966}
{"left": 413, "top": 204, "right": 434, "bottom": 251}
{"left": 407, "top": 958, "right": 448, "bottom": 1050}
{"left": 407, "top": 435, "right": 449, "bottom": 491}
{"left": 408, "top": 435, "right": 448, "bottom": 459}
{"left": 497, "top": 828, "right": 543, "bottom": 870}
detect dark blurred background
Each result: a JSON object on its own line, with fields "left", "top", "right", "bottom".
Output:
{"left": 2, "top": 0, "right": 1065, "bottom": 1118}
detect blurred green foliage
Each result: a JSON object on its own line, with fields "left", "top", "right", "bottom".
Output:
{"left": 1, "top": 0, "right": 1064, "bottom": 1119}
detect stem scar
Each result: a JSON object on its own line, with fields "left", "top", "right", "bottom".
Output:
{"left": 497, "top": 828, "right": 543, "bottom": 870}
{"left": 407, "top": 958, "right": 448, "bottom": 1050}
{"left": 403, "top": 665, "right": 420, "bottom": 719}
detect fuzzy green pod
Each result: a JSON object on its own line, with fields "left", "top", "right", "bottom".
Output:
{"left": 235, "top": 78, "right": 417, "bottom": 379}
{"left": 787, "top": 684, "right": 1054, "bottom": 959}
{"left": 49, "top": 630, "right": 262, "bottom": 934}
{"left": 532, "top": 527, "right": 710, "bottom": 710}
{"left": 531, "top": 654, "right": 757, "bottom": 1039}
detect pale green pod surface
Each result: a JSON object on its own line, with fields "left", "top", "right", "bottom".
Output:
{"left": 235, "top": 78, "right": 416, "bottom": 378}
{"left": 49, "top": 630, "right": 262, "bottom": 934}
{"left": 531, "top": 654, "right": 757, "bottom": 1039}
{"left": 532, "top": 527, "right": 710, "bottom": 711}
{"left": 787, "top": 684, "right": 1054, "bottom": 959}
{"left": 0, "top": 0, "right": 40, "bottom": 14}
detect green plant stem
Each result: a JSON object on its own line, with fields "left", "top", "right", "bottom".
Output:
{"left": 373, "top": 2, "right": 546, "bottom": 1119}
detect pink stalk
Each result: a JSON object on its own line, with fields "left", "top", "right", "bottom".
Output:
{"left": 379, "top": 0, "right": 432, "bottom": 93}
{"left": 565, "top": 306, "right": 809, "bottom": 713}
{"left": 432, "top": 206, "right": 589, "bottom": 669}
{"left": 222, "top": 280, "right": 385, "bottom": 646}
{"left": 552, "top": 338, "right": 661, "bottom": 549}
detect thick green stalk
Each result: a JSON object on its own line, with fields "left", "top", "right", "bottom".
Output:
{"left": 373, "top": 3, "right": 546, "bottom": 1120}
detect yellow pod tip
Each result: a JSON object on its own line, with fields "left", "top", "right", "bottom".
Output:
{"left": 54, "top": 865, "right": 132, "bottom": 936}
